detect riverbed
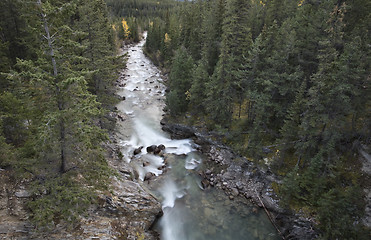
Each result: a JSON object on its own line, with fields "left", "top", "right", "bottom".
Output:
{"left": 115, "top": 33, "right": 279, "bottom": 240}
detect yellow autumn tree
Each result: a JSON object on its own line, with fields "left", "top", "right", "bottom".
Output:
{"left": 121, "top": 18, "right": 130, "bottom": 39}
{"left": 164, "top": 33, "right": 171, "bottom": 43}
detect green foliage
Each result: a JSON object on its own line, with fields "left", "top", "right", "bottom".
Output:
{"left": 0, "top": 0, "right": 119, "bottom": 229}
{"left": 317, "top": 187, "right": 367, "bottom": 240}
{"left": 166, "top": 47, "right": 194, "bottom": 115}
{"left": 143, "top": 0, "right": 371, "bottom": 237}
{"left": 189, "top": 59, "right": 209, "bottom": 113}
{"left": 28, "top": 173, "right": 95, "bottom": 229}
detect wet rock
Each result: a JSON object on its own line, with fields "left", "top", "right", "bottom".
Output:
{"left": 230, "top": 188, "right": 239, "bottom": 197}
{"left": 146, "top": 145, "right": 157, "bottom": 153}
{"left": 133, "top": 169, "right": 139, "bottom": 180}
{"left": 144, "top": 172, "right": 155, "bottom": 181}
{"left": 157, "top": 165, "right": 166, "bottom": 171}
{"left": 201, "top": 179, "right": 210, "bottom": 189}
{"left": 122, "top": 96, "right": 126, "bottom": 101}
{"left": 153, "top": 147, "right": 161, "bottom": 155}
{"left": 117, "top": 114, "right": 125, "bottom": 121}
{"left": 153, "top": 144, "right": 165, "bottom": 155}
{"left": 133, "top": 146, "right": 143, "bottom": 155}
{"left": 161, "top": 123, "right": 195, "bottom": 139}
{"left": 143, "top": 161, "right": 150, "bottom": 167}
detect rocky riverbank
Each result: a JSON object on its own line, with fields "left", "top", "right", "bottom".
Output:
{"left": 161, "top": 120, "right": 320, "bottom": 240}
{"left": 0, "top": 132, "right": 162, "bottom": 240}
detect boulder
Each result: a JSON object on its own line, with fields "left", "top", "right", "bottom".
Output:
{"left": 133, "top": 146, "right": 143, "bottom": 155}
{"left": 201, "top": 179, "right": 210, "bottom": 189}
{"left": 154, "top": 144, "right": 165, "bottom": 155}
{"left": 161, "top": 123, "right": 195, "bottom": 139}
{"left": 15, "top": 189, "right": 31, "bottom": 198}
{"left": 144, "top": 172, "right": 155, "bottom": 181}
{"left": 146, "top": 145, "right": 157, "bottom": 153}
{"left": 230, "top": 188, "right": 239, "bottom": 197}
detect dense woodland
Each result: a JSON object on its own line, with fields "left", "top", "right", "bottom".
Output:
{"left": 0, "top": 0, "right": 121, "bottom": 228}
{"left": 1, "top": 0, "right": 370, "bottom": 238}
{"left": 106, "top": 0, "right": 177, "bottom": 42}
{"left": 142, "top": 0, "right": 370, "bottom": 238}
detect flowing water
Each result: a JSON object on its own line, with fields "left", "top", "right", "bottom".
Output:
{"left": 116, "top": 33, "right": 279, "bottom": 240}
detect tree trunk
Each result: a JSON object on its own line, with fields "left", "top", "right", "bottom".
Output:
{"left": 38, "top": 0, "right": 66, "bottom": 173}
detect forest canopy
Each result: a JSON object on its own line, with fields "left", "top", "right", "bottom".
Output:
{"left": 0, "top": 0, "right": 370, "bottom": 238}
{"left": 141, "top": 0, "right": 370, "bottom": 238}
{"left": 0, "top": 0, "right": 121, "bottom": 227}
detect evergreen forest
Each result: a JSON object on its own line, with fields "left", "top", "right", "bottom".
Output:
{"left": 0, "top": 0, "right": 370, "bottom": 239}
{"left": 0, "top": 0, "right": 121, "bottom": 228}
{"left": 141, "top": 0, "right": 371, "bottom": 238}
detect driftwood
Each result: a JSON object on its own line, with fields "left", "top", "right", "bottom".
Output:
{"left": 255, "top": 190, "right": 285, "bottom": 240}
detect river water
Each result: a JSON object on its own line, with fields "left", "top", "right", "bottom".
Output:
{"left": 116, "top": 34, "right": 279, "bottom": 240}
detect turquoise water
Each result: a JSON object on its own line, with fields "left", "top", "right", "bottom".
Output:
{"left": 149, "top": 153, "right": 280, "bottom": 240}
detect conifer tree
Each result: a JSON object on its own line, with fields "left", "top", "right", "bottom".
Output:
{"left": 189, "top": 59, "right": 209, "bottom": 113}
{"left": 166, "top": 47, "right": 194, "bottom": 115}
{"left": 207, "top": 0, "right": 252, "bottom": 127}
{"left": 200, "top": 0, "right": 225, "bottom": 75}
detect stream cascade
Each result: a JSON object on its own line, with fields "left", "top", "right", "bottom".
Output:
{"left": 115, "top": 33, "right": 279, "bottom": 240}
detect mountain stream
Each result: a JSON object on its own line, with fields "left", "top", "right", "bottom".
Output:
{"left": 116, "top": 33, "right": 279, "bottom": 240}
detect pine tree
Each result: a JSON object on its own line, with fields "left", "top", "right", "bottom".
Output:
{"left": 3, "top": 0, "right": 112, "bottom": 227}
{"left": 166, "top": 47, "right": 194, "bottom": 115}
{"left": 189, "top": 59, "right": 209, "bottom": 113}
{"left": 200, "top": 0, "right": 225, "bottom": 75}
{"left": 206, "top": 0, "right": 252, "bottom": 127}
{"left": 78, "top": 0, "right": 120, "bottom": 109}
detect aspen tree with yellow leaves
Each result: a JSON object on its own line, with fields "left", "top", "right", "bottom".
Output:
{"left": 122, "top": 18, "right": 130, "bottom": 39}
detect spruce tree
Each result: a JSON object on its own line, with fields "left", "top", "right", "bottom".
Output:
{"left": 189, "top": 59, "right": 209, "bottom": 113}
{"left": 166, "top": 47, "right": 194, "bottom": 115}
{"left": 206, "top": 0, "right": 252, "bottom": 127}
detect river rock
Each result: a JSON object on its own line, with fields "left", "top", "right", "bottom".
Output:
{"left": 153, "top": 146, "right": 162, "bottom": 155}
{"left": 201, "top": 179, "right": 210, "bottom": 189}
{"left": 161, "top": 122, "right": 195, "bottom": 139}
{"left": 146, "top": 145, "right": 157, "bottom": 153}
{"left": 144, "top": 172, "right": 155, "bottom": 181}
{"left": 230, "top": 188, "right": 239, "bottom": 197}
{"left": 133, "top": 146, "right": 143, "bottom": 155}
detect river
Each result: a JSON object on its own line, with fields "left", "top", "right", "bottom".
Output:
{"left": 116, "top": 33, "right": 279, "bottom": 240}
